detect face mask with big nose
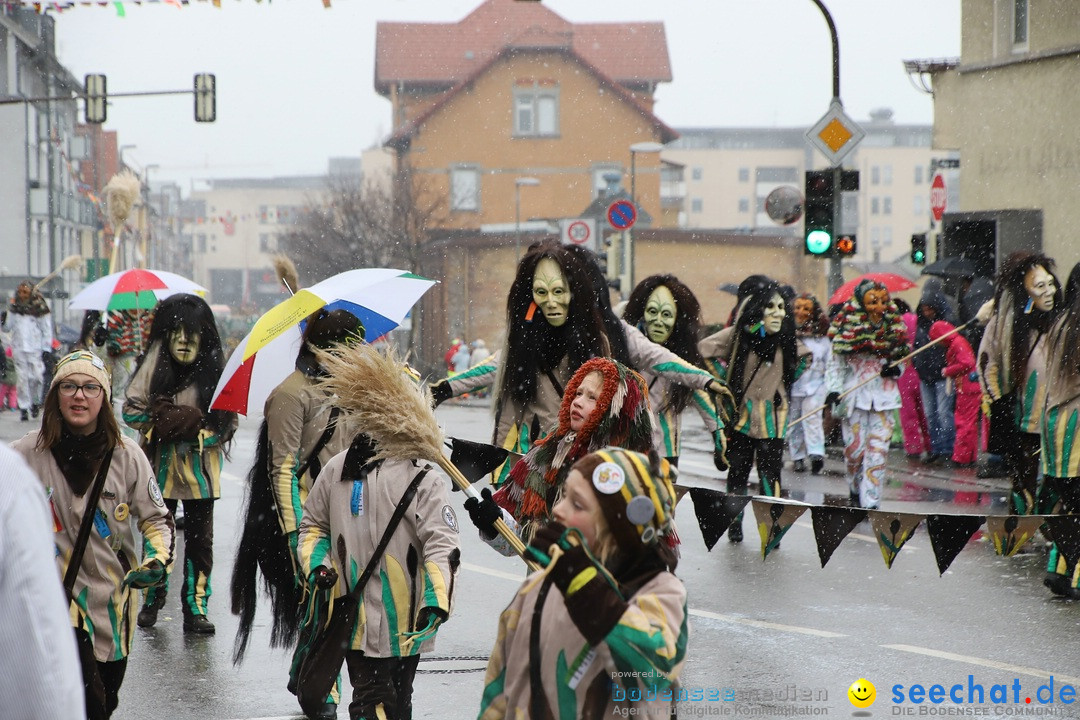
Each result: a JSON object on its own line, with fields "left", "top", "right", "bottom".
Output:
{"left": 1024, "top": 266, "right": 1056, "bottom": 312}
{"left": 532, "top": 257, "right": 571, "bottom": 328}
{"left": 643, "top": 285, "right": 677, "bottom": 345}
{"left": 762, "top": 293, "right": 785, "bottom": 335}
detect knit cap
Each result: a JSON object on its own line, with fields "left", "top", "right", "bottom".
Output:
{"left": 571, "top": 447, "right": 678, "bottom": 550}
{"left": 50, "top": 350, "right": 112, "bottom": 400}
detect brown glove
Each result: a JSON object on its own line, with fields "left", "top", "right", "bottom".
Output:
{"left": 151, "top": 397, "right": 205, "bottom": 442}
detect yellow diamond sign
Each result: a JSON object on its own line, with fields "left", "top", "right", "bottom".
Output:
{"left": 806, "top": 101, "right": 865, "bottom": 166}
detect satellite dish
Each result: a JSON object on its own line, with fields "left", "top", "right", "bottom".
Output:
{"left": 765, "top": 185, "right": 803, "bottom": 226}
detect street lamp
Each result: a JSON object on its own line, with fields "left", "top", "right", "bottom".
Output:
{"left": 514, "top": 177, "right": 540, "bottom": 262}
{"left": 119, "top": 144, "right": 137, "bottom": 170}
{"left": 627, "top": 141, "right": 663, "bottom": 292}
{"left": 143, "top": 164, "right": 159, "bottom": 268}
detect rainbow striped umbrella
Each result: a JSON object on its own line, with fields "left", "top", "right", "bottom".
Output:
{"left": 69, "top": 268, "right": 206, "bottom": 311}
{"left": 210, "top": 268, "right": 437, "bottom": 415}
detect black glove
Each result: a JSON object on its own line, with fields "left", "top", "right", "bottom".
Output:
{"left": 880, "top": 364, "right": 902, "bottom": 378}
{"left": 429, "top": 380, "right": 452, "bottom": 407}
{"left": 92, "top": 324, "right": 107, "bottom": 347}
{"left": 309, "top": 566, "right": 338, "bottom": 589}
{"left": 712, "top": 430, "right": 729, "bottom": 472}
{"left": 151, "top": 397, "right": 205, "bottom": 442}
{"left": 463, "top": 487, "right": 501, "bottom": 538}
{"left": 825, "top": 392, "right": 841, "bottom": 407}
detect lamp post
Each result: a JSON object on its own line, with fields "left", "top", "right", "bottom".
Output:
{"left": 627, "top": 141, "right": 663, "bottom": 294}
{"left": 142, "top": 164, "right": 159, "bottom": 269}
{"left": 514, "top": 177, "right": 540, "bottom": 262}
{"left": 119, "top": 144, "right": 137, "bottom": 170}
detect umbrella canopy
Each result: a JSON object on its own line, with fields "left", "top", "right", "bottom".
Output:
{"left": 921, "top": 256, "right": 977, "bottom": 279}
{"left": 211, "top": 268, "right": 437, "bottom": 415}
{"left": 69, "top": 268, "right": 206, "bottom": 311}
{"left": 828, "top": 272, "right": 916, "bottom": 306}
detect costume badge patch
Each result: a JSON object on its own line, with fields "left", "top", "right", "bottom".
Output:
{"left": 592, "top": 462, "right": 625, "bottom": 494}
{"left": 442, "top": 505, "right": 459, "bottom": 532}
{"left": 147, "top": 477, "right": 165, "bottom": 508}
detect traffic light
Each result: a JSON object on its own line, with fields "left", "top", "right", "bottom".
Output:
{"left": 803, "top": 170, "right": 834, "bottom": 256}
{"left": 84, "top": 74, "right": 107, "bottom": 124}
{"left": 194, "top": 73, "right": 216, "bottom": 123}
{"left": 911, "top": 233, "right": 927, "bottom": 265}
{"left": 836, "top": 235, "right": 857, "bottom": 257}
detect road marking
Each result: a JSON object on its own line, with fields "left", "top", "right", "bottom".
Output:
{"left": 688, "top": 607, "right": 847, "bottom": 638}
{"left": 462, "top": 561, "right": 527, "bottom": 582}
{"left": 881, "top": 644, "right": 1080, "bottom": 684}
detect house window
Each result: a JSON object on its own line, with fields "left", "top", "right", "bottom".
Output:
{"left": 691, "top": 167, "right": 703, "bottom": 181}
{"left": 1013, "top": 0, "right": 1028, "bottom": 48}
{"left": 450, "top": 166, "right": 481, "bottom": 212}
{"left": 871, "top": 198, "right": 880, "bottom": 215}
{"left": 913, "top": 196, "right": 924, "bottom": 216}
{"left": 514, "top": 84, "right": 559, "bottom": 137}
{"left": 738, "top": 198, "right": 749, "bottom": 213}
{"left": 914, "top": 166, "right": 924, "bottom": 185}
{"left": 738, "top": 168, "right": 749, "bottom": 182}
{"left": 883, "top": 165, "right": 893, "bottom": 185}
{"left": 691, "top": 198, "right": 703, "bottom": 214}
{"left": 883, "top": 197, "right": 892, "bottom": 215}
{"left": 883, "top": 227, "right": 893, "bottom": 245}
{"left": 871, "top": 166, "right": 880, "bottom": 185}
{"left": 259, "top": 205, "right": 269, "bottom": 224}
{"left": 259, "top": 233, "right": 275, "bottom": 253}
{"left": 591, "top": 164, "right": 623, "bottom": 198}
{"left": 197, "top": 234, "right": 207, "bottom": 253}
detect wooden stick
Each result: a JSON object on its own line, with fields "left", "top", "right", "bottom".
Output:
{"left": 788, "top": 319, "right": 974, "bottom": 429}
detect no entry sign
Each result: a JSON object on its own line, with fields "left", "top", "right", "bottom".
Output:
{"left": 607, "top": 200, "right": 637, "bottom": 230}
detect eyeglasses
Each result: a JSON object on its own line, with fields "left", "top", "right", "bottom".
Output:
{"left": 57, "top": 382, "right": 104, "bottom": 399}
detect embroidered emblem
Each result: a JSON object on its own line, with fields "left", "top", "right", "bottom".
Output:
{"left": 442, "top": 505, "right": 459, "bottom": 532}
{"left": 147, "top": 477, "right": 165, "bottom": 508}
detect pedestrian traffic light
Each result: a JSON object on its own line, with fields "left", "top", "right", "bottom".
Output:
{"left": 803, "top": 170, "right": 834, "bottom": 256}
{"left": 194, "top": 73, "right": 216, "bottom": 123}
{"left": 911, "top": 233, "right": 927, "bottom": 265}
{"left": 836, "top": 235, "right": 857, "bottom": 257}
{"left": 84, "top": 74, "right": 107, "bottom": 124}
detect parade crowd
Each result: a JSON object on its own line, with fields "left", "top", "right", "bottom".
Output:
{"left": 4, "top": 242, "right": 1080, "bottom": 720}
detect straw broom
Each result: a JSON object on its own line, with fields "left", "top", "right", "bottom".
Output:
{"left": 34, "top": 253, "right": 83, "bottom": 293}
{"left": 104, "top": 170, "right": 141, "bottom": 273}
{"left": 314, "top": 341, "right": 538, "bottom": 570}
{"left": 272, "top": 254, "right": 299, "bottom": 296}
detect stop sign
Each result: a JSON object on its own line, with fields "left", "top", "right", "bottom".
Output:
{"left": 930, "top": 174, "right": 947, "bottom": 222}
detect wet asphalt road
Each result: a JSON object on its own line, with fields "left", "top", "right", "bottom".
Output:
{"left": 6, "top": 402, "right": 1080, "bottom": 720}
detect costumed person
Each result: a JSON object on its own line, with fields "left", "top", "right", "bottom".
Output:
{"left": 824, "top": 279, "right": 908, "bottom": 510}
{"left": 699, "top": 277, "right": 809, "bottom": 542}
{"left": 622, "top": 273, "right": 728, "bottom": 469}
{"left": 978, "top": 251, "right": 1061, "bottom": 515}
{"left": 297, "top": 374, "right": 460, "bottom": 720}
{"left": 929, "top": 320, "right": 980, "bottom": 467}
{"left": 0, "top": 443, "right": 86, "bottom": 720}
{"left": 434, "top": 243, "right": 724, "bottom": 483}
{"left": 478, "top": 447, "right": 686, "bottom": 720}
{"left": 12, "top": 350, "right": 174, "bottom": 719}
{"left": 0, "top": 345, "right": 16, "bottom": 411}
{"left": 102, "top": 310, "right": 153, "bottom": 439}
{"left": 787, "top": 293, "right": 831, "bottom": 474}
{"left": 231, "top": 308, "right": 364, "bottom": 720}
{"left": 465, "top": 357, "right": 654, "bottom": 554}
{"left": 913, "top": 284, "right": 956, "bottom": 464}
{"left": 895, "top": 299, "right": 930, "bottom": 460}
{"left": 122, "top": 293, "right": 237, "bottom": 633}
{"left": 1040, "top": 261, "right": 1080, "bottom": 598}
{"left": 2, "top": 280, "right": 54, "bottom": 421}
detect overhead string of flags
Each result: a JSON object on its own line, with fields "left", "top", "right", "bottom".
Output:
{"left": 3, "top": 0, "right": 334, "bottom": 14}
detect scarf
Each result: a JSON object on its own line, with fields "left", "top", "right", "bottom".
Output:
{"left": 50, "top": 424, "right": 110, "bottom": 496}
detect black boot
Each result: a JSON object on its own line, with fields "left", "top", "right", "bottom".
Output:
{"left": 137, "top": 589, "right": 167, "bottom": 628}
{"left": 183, "top": 614, "right": 216, "bottom": 634}
{"left": 19, "top": 409, "right": 28, "bottom": 422}
{"left": 727, "top": 513, "right": 744, "bottom": 543}
{"left": 30, "top": 403, "right": 39, "bottom": 419}
{"left": 810, "top": 456, "right": 824, "bottom": 475}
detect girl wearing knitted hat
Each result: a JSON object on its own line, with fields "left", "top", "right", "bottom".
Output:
{"left": 464, "top": 357, "right": 654, "bottom": 554}
{"left": 478, "top": 447, "right": 686, "bottom": 720}
{"left": 824, "top": 279, "right": 908, "bottom": 510}
{"left": 12, "top": 350, "right": 174, "bottom": 719}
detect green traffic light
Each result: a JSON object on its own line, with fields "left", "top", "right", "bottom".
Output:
{"left": 805, "top": 229, "right": 832, "bottom": 255}
{"left": 912, "top": 250, "right": 926, "bottom": 263}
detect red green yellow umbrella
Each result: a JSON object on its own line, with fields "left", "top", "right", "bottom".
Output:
{"left": 69, "top": 268, "right": 206, "bottom": 312}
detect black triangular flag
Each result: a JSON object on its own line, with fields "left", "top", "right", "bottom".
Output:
{"left": 926, "top": 514, "right": 985, "bottom": 575}
{"left": 810, "top": 506, "right": 867, "bottom": 568}
{"left": 448, "top": 438, "right": 511, "bottom": 486}
{"left": 1043, "top": 516, "right": 1080, "bottom": 567}
{"left": 689, "top": 488, "right": 750, "bottom": 551}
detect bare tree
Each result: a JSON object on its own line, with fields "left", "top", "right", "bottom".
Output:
{"left": 280, "top": 167, "right": 446, "bottom": 284}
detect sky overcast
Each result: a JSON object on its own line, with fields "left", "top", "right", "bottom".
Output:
{"left": 54, "top": 0, "right": 961, "bottom": 190}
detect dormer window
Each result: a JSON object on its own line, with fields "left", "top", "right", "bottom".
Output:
{"left": 513, "top": 81, "right": 559, "bottom": 137}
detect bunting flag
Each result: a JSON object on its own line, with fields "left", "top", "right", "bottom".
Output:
{"left": 986, "top": 514, "right": 1045, "bottom": 557}
{"left": 672, "top": 484, "right": 690, "bottom": 507}
{"left": 868, "top": 511, "right": 922, "bottom": 569}
{"left": 9, "top": 0, "right": 333, "bottom": 13}
{"left": 925, "top": 514, "right": 986, "bottom": 575}
{"left": 688, "top": 487, "right": 749, "bottom": 551}
{"left": 1043, "top": 516, "right": 1080, "bottom": 567}
{"left": 810, "top": 506, "right": 867, "bottom": 568}
{"left": 751, "top": 498, "right": 809, "bottom": 560}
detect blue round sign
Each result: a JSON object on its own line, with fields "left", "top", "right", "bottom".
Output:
{"left": 607, "top": 200, "right": 637, "bottom": 230}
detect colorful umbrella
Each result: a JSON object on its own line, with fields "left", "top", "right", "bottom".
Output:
{"left": 210, "top": 268, "right": 437, "bottom": 415}
{"left": 69, "top": 268, "right": 207, "bottom": 311}
{"left": 828, "top": 272, "right": 916, "bottom": 306}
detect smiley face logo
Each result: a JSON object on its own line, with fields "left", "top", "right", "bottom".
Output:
{"left": 848, "top": 678, "right": 876, "bottom": 708}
